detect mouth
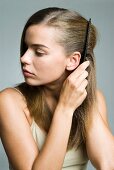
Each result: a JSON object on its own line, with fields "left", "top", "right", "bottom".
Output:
{"left": 23, "top": 69, "right": 35, "bottom": 77}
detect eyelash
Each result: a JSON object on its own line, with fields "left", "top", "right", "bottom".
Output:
{"left": 35, "top": 51, "right": 45, "bottom": 57}
{"left": 24, "top": 44, "right": 45, "bottom": 57}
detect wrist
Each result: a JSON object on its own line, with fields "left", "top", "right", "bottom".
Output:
{"left": 55, "top": 102, "right": 74, "bottom": 120}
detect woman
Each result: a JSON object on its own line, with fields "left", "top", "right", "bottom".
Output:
{"left": 0, "top": 7, "right": 114, "bottom": 170}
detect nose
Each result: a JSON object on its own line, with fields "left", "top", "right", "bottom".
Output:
{"left": 20, "top": 49, "right": 32, "bottom": 65}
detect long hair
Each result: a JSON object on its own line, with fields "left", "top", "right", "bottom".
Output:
{"left": 17, "top": 7, "right": 97, "bottom": 150}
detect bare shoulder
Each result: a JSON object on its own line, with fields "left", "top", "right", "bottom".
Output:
{"left": 0, "top": 88, "right": 38, "bottom": 169}
{"left": 0, "top": 87, "right": 26, "bottom": 106}
{"left": 0, "top": 88, "right": 25, "bottom": 123}
{"left": 0, "top": 87, "right": 32, "bottom": 125}
{"left": 96, "top": 89, "right": 107, "bottom": 112}
{"left": 96, "top": 89, "right": 106, "bottom": 101}
{"left": 96, "top": 89, "right": 109, "bottom": 126}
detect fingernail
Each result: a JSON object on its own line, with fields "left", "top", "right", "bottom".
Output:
{"left": 86, "top": 61, "right": 90, "bottom": 65}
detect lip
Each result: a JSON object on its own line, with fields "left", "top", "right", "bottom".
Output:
{"left": 23, "top": 69, "right": 35, "bottom": 77}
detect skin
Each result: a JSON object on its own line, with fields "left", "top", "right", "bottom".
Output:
{"left": 22, "top": 25, "right": 69, "bottom": 87}
{"left": 0, "top": 24, "right": 114, "bottom": 170}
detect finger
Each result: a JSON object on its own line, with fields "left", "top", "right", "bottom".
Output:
{"left": 75, "top": 90, "right": 87, "bottom": 108}
{"left": 80, "top": 90, "right": 87, "bottom": 100}
{"left": 79, "top": 61, "right": 90, "bottom": 68}
{"left": 70, "top": 61, "right": 90, "bottom": 79}
{"left": 75, "top": 70, "right": 88, "bottom": 88}
{"left": 77, "top": 79, "right": 88, "bottom": 95}
{"left": 81, "top": 90, "right": 87, "bottom": 101}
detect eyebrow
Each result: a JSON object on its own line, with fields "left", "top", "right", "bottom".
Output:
{"left": 25, "top": 42, "right": 49, "bottom": 49}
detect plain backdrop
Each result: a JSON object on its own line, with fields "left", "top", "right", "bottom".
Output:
{"left": 0, "top": 0, "right": 114, "bottom": 169}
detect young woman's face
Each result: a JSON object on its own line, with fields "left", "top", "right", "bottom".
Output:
{"left": 21, "top": 24, "right": 68, "bottom": 86}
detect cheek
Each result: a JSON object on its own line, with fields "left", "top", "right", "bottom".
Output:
{"left": 46, "top": 58, "right": 66, "bottom": 79}
{"left": 35, "top": 56, "right": 66, "bottom": 71}
{"left": 35, "top": 57, "right": 66, "bottom": 79}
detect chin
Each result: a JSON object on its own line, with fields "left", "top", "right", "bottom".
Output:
{"left": 25, "top": 79, "right": 42, "bottom": 86}
{"left": 24, "top": 75, "right": 66, "bottom": 87}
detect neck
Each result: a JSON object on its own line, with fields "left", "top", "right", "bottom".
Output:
{"left": 44, "top": 82, "right": 62, "bottom": 100}
{"left": 43, "top": 71, "right": 69, "bottom": 112}
{"left": 44, "top": 78, "right": 65, "bottom": 100}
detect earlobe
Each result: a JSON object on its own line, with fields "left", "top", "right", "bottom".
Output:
{"left": 66, "top": 52, "right": 81, "bottom": 71}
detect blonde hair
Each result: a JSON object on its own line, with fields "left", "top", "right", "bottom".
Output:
{"left": 17, "top": 7, "right": 97, "bottom": 150}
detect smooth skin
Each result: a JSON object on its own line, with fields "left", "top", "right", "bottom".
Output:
{"left": 0, "top": 25, "right": 114, "bottom": 170}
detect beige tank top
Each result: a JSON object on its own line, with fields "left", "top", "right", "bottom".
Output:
{"left": 9, "top": 88, "right": 88, "bottom": 170}
{"left": 9, "top": 120, "right": 88, "bottom": 170}
{"left": 30, "top": 120, "right": 88, "bottom": 170}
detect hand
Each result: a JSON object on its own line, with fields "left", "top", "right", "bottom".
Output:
{"left": 58, "top": 61, "right": 90, "bottom": 114}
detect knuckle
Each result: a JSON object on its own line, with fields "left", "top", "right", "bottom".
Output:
{"left": 67, "top": 76, "right": 73, "bottom": 84}
{"left": 74, "top": 83, "right": 79, "bottom": 89}
{"left": 79, "top": 88, "right": 84, "bottom": 95}
{"left": 67, "top": 76, "right": 72, "bottom": 82}
{"left": 83, "top": 71, "right": 88, "bottom": 79}
{"left": 67, "top": 77, "right": 75, "bottom": 87}
{"left": 85, "top": 79, "right": 88, "bottom": 85}
{"left": 84, "top": 90, "right": 87, "bottom": 97}
{"left": 66, "top": 77, "right": 71, "bottom": 85}
{"left": 85, "top": 71, "right": 88, "bottom": 76}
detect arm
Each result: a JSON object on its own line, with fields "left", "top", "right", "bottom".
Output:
{"left": 0, "top": 89, "right": 38, "bottom": 170}
{"left": 0, "top": 61, "right": 89, "bottom": 170}
{"left": 86, "top": 90, "right": 114, "bottom": 170}
{"left": 0, "top": 89, "right": 73, "bottom": 170}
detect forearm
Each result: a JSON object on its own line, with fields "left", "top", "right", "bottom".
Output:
{"left": 86, "top": 110, "right": 114, "bottom": 169}
{"left": 32, "top": 104, "right": 73, "bottom": 170}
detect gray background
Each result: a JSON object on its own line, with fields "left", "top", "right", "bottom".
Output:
{"left": 0, "top": 0, "right": 114, "bottom": 169}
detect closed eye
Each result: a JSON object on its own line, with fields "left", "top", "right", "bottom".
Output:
{"left": 35, "top": 51, "right": 45, "bottom": 57}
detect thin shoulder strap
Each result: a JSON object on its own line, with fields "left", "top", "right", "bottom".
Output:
{"left": 13, "top": 87, "right": 23, "bottom": 95}
{"left": 11, "top": 87, "right": 26, "bottom": 102}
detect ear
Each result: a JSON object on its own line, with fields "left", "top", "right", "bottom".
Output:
{"left": 66, "top": 52, "right": 81, "bottom": 71}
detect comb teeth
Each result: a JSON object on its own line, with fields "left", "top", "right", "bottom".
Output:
{"left": 81, "top": 18, "right": 91, "bottom": 63}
